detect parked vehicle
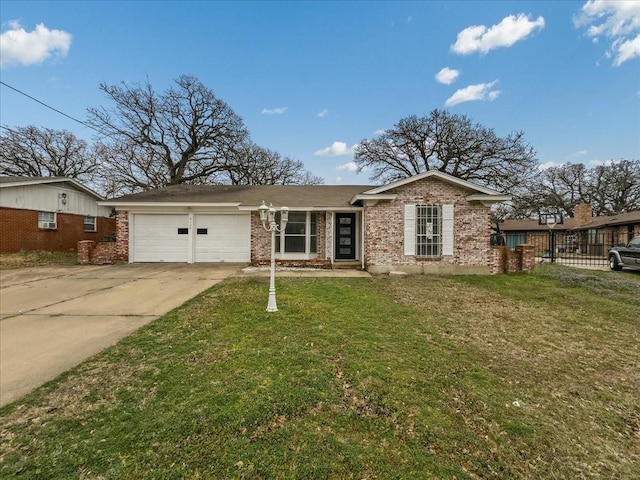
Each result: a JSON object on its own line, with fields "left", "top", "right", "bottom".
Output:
{"left": 608, "top": 236, "right": 640, "bottom": 271}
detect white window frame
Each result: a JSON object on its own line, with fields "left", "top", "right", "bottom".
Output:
{"left": 38, "top": 211, "right": 57, "bottom": 230}
{"left": 405, "top": 204, "right": 454, "bottom": 257}
{"left": 275, "top": 211, "right": 318, "bottom": 259}
{"left": 84, "top": 216, "right": 97, "bottom": 232}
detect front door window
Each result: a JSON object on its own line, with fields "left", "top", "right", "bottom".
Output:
{"left": 335, "top": 213, "right": 356, "bottom": 260}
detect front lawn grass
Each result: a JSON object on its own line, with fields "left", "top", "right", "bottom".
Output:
{"left": 1, "top": 265, "right": 639, "bottom": 479}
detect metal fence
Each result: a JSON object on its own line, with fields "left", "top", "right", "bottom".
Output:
{"left": 530, "top": 230, "right": 630, "bottom": 268}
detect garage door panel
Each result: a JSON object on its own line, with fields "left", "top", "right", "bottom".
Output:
{"left": 133, "top": 215, "right": 189, "bottom": 262}
{"left": 132, "top": 213, "right": 250, "bottom": 263}
{"left": 195, "top": 214, "right": 250, "bottom": 262}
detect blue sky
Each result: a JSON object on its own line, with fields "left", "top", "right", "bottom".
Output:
{"left": 1, "top": 0, "right": 639, "bottom": 185}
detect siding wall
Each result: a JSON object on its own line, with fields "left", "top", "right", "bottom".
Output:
{"left": 0, "top": 183, "right": 112, "bottom": 217}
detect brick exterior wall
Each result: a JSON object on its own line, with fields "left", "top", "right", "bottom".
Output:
{"left": 250, "top": 211, "right": 329, "bottom": 267}
{"left": 490, "top": 245, "right": 535, "bottom": 274}
{"left": 364, "top": 177, "right": 492, "bottom": 273}
{"left": 115, "top": 210, "right": 129, "bottom": 261}
{"left": 0, "top": 207, "right": 116, "bottom": 253}
{"left": 115, "top": 210, "right": 329, "bottom": 266}
{"left": 77, "top": 240, "right": 117, "bottom": 264}
{"left": 573, "top": 203, "right": 593, "bottom": 227}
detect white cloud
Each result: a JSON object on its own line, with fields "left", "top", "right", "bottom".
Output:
{"left": 314, "top": 141, "right": 357, "bottom": 157}
{"left": 374, "top": 129, "right": 386, "bottom": 136}
{"left": 574, "top": 0, "right": 640, "bottom": 65}
{"left": 488, "top": 90, "right": 501, "bottom": 101}
{"left": 445, "top": 81, "right": 500, "bottom": 106}
{"left": 451, "top": 13, "right": 545, "bottom": 55}
{"left": 0, "top": 21, "right": 72, "bottom": 67}
{"left": 334, "top": 176, "right": 343, "bottom": 183}
{"left": 614, "top": 33, "right": 640, "bottom": 65}
{"left": 567, "top": 149, "right": 588, "bottom": 159}
{"left": 538, "top": 161, "right": 560, "bottom": 170}
{"left": 336, "top": 161, "right": 358, "bottom": 172}
{"left": 435, "top": 67, "right": 460, "bottom": 85}
{"left": 261, "top": 107, "right": 288, "bottom": 115}
{"left": 317, "top": 109, "right": 329, "bottom": 117}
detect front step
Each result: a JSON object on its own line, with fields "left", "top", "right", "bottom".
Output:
{"left": 332, "top": 261, "right": 363, "bottom": 270}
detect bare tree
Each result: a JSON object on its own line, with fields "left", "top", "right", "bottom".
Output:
{"left": 0, "top": 125, "right": 98, "bottom": 182}
{"left": 354, "top": 109, "right": 538, "bottom": 192}
{"left": 590, "top": 159, "right": 640, "bottom": 215}
{"left": 87, "top": 75, "right": 249, "bottom": 193}
{"left": 222, "top": 143, "right": 324, "bottom": 185}
{"left": 508, "top": 160, "right": 640, "bottom": 218}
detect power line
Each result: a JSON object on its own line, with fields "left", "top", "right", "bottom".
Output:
{"left": 0, "top": 80, "right": 106, "bottom": 136}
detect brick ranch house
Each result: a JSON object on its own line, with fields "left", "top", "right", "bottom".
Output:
{"left": 99, "top": 171, "right": 525, "bottom": 274}
{"left": 0, "top": 177, "right": 115, "bottom": 253}
{"left": 499, "top": 204, "right": 640, "bottom": 256}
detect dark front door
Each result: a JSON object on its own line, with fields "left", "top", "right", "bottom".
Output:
{"left": 335, "top": 213, "right": 356, "bottom": 260}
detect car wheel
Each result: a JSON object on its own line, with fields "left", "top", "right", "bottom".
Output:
{"left": 609, "top": 255, "right": 623, "bottom": 271}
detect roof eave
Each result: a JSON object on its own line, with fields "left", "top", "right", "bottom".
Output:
{"left": 466, "top": 194, "right": 512, "bottom": 206}
{"left": 349, "top": 193, "right": 398, "bottom": 205}
{"left": 100, "top": 201, "right": 242, "bottom": 208}
{"left": 362, "top": 171, "right": 506, "bottom": 196}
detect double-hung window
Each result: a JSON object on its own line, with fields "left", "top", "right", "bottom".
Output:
{"left": 275, "top": 211, "right": 318, "bottom": 256}
{"left": 84, "top": 216, "right": 97, "bottom": 232}
{"left": 38, "top": 211, "right": 57, "bottom": 229}
{"left": 416, "top": 205, "right": 441, "bottom": 257}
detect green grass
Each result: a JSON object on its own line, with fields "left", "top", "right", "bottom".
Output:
{"left": 1, "top": 266, "right": 639, "bottom": 479}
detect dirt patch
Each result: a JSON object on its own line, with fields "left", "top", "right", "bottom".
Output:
{"left": 0, "top": 251, "right": 77, "bottom": 269}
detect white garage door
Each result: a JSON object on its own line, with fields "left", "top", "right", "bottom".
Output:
{"left": 132, "top": 213, "right": 250, "bottom": 263}
{"left": 194, "top": 214, "right": 250, "bottom": 262}
{"left": 133, "top": 214, "right": 189, "bottom": 262}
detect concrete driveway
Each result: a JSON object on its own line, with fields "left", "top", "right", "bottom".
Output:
{"left": 0, "top": 263, "right": 244, "bottom": 407}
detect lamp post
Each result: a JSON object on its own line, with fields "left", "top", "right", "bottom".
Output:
{"left": 258, "top": 201, "right": 289, "bottom": 312}
{"left": 539, "top": 211, "right": 563, "bottom": 264}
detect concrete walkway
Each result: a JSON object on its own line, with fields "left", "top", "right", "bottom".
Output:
{"left": 239, "top": 266, "right": 371, "bottom": 278}
{"left": 0, "top": 263, "right": 243, "bottom": 407}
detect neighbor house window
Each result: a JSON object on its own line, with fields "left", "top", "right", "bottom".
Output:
{"left": 275, "top": 211, "right": 318, "bottom": 255}
{"left": 84, "top": 216, "right": 97, "bottom": 232}
{"left": 416, "top": 205, "right": 441, "bottom": 257}
{"left": 588, "top": 229, "right": 603, "bottom": 244}
{"left": 38, "top": 211, "right": 56, "bottom": 229}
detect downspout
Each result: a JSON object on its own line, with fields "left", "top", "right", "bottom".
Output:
{"left": 361, "top": 209, "right": 365, "bottom": 270}
{"left": 328, "top": 212, "right": 333, "bottom": 266}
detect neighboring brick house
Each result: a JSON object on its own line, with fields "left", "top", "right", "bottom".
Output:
{"left": 499, "top": 204, "right": 640, "bottom": 256}
{"left": 0, "top": 177, "right": 115, "bottom": 253}
{"left": 102, "top": 171, "right": 512, "bottom": 274}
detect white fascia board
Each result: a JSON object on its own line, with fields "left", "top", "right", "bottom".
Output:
{"left": 465, "top": 194, "right": 512, "bottom": 205}
{"left": 349, "top": 194, "right": 398, "bottom": 205}
{"left": 237, "top": 205, "right": 363, "bottom": 212}
{"left": 100, "top": 201, "right": 241, "bottom": 208}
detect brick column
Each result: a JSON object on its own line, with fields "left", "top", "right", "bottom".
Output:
{"left": 516, "top": 244, "right": 535, "bottom": 272}
{"left": 77, "top": 240, "right": 96, "bottom": 265}
{"left": 115, "top": 211, "right": 129, "bottom": 261}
